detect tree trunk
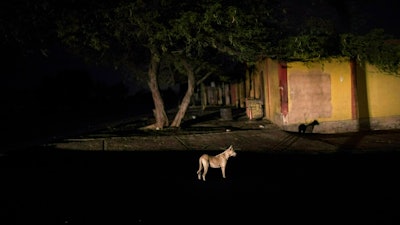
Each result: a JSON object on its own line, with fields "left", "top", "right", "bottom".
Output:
{"left": 170, "top": 59, "right": 196, "bottom": 127}
{"left": 147, "top": 50, "right": 169, "bottom": 129}
{"left": 200, "top": 82, "right": 208, "bottom": 110}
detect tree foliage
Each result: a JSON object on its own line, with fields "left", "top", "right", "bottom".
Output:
{"left": 3, "top": 0, "right": 399, "bottom": 74}
{"left": 167, "top": 0, "right": 282, "bottom": 65}
{"left": 276, "top": 17, "right": 340, "bottom": 62}
{"left": 271, "top": 0, "right": 400, "bottom": 74}
{"left": 341, "top": 29, "right": 400, "bottom": 74}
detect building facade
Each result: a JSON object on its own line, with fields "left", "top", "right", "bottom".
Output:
{"left": 251, "top": 57, "right": 400, "bottom": 133}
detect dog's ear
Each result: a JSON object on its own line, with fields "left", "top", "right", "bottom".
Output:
{"left": 228, "top": 145, "right": 233, "bottom": 150}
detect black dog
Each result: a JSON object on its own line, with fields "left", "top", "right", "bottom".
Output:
{"left": 298, "top": 120, "right": 319, "bottom": 134}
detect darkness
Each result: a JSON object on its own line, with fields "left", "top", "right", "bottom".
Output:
{"left": 1, "top": 148, "right": 399, "bottom": 225}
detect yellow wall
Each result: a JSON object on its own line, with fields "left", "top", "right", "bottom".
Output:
{"left": 365, "top": 64, "right": 400, "bottom": 117}
{"left": 257, "top": 58, "right": 282, "bottom": 124}
{"left": 320, "top": 59, "right": 353, "bottom": 121}
{"left": 287, "top": 59, "right": 353, "bottom": 123}
{"left": 267, "top": 59, "right": 283, "bottom": 122}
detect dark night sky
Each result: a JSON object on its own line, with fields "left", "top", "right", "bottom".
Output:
{"left": 362, "top": 0, "right": 400, "bottom": 36}
{"left": 281, "top": 0, "right": 400, "bottom": 36}
{"left": 2, "top": 44, "right": 126, "bottom": 92}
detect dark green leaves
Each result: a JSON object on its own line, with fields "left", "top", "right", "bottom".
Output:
{"left": 341, "top": 29, "right": 400, "bottom": 74}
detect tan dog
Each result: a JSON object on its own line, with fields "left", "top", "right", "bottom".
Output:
{"left": 197, "top": 145, "right": 237, "bottom": 181}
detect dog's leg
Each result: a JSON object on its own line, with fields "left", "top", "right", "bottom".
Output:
{"left": 221, "top": 166, "right": 226, "bottom": 178}
{"left": 202, "top": 163, "right": 208, "bottom": 181}
{"left": 197, "top": 158, "right": 203, "bottom": 180}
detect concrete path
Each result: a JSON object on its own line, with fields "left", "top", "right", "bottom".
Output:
{"left": 45, "top": 107, "right": 400, "bottom": 154}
